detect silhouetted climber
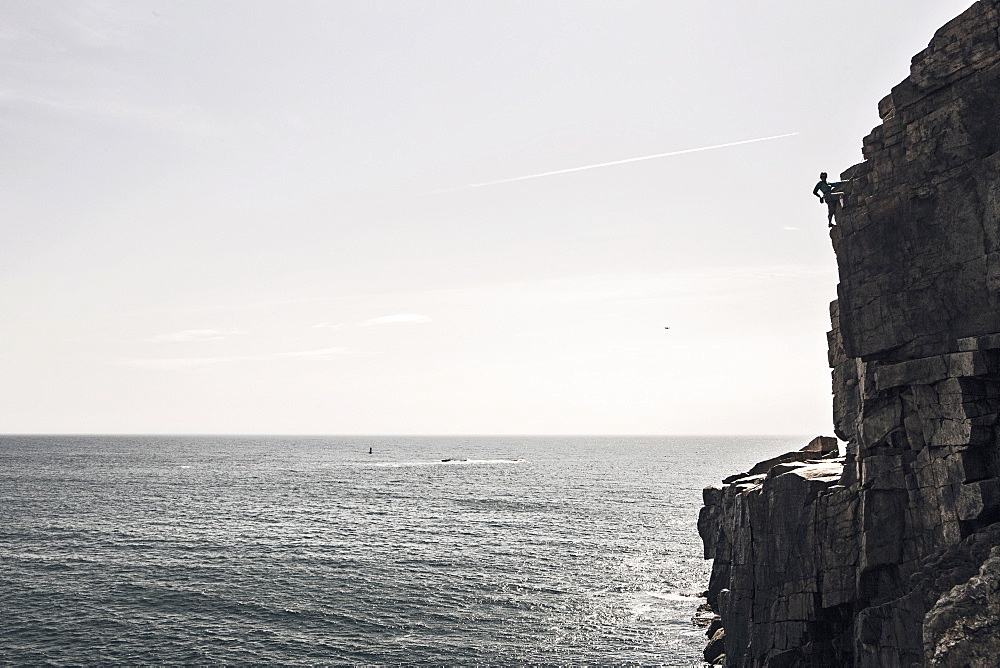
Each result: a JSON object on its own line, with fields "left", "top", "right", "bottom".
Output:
{"left": 813, "top": 172, "right": 846, "bottom": 227}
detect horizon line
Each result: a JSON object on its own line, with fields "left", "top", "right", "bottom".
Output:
{"left": 0, "top": 431, "right": 827, "bottom": 438}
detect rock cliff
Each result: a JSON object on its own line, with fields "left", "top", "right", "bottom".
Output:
{"left": 699, "top": 2, "right": 1000, "bottom": 665}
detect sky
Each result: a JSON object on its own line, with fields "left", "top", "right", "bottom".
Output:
{"left": 1, "top": 0, "right": 979, "bottom": 435}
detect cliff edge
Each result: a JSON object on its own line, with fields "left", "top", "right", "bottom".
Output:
{"left": 699, "top": 1, "right": 1000, "bottom": 665}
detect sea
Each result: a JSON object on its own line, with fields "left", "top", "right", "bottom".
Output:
{"left": 0, "top": 434, "right": 805, "bottom": 666}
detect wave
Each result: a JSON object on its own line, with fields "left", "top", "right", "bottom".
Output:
{"left": 646, "top": 592, "right": 704, "bottom": 602}
{"left": 369, "top": 458, "right": 527, "bottom": 468}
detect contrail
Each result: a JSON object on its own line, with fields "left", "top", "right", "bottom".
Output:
{"left": 432, "top": 132, "right": 798, "bottom": 193}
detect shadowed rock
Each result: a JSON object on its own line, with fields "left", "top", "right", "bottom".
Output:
{"left": 699, "top": 1, "right": 1000, "bottom": 664}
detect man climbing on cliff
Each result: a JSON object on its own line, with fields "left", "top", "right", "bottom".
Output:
{"left": 813, "top": 172, "right": 846, "bottom": 227}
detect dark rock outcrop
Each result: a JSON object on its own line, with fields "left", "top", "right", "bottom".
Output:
{"left": 699, "top": 2, "right": 1000, "bottom": 665}
{"left": 923, "top": 544, "right": 1000, "bottom": 665}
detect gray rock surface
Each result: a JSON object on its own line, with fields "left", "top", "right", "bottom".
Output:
{"left": 924, "top": 545, "right": 1000, "bottom": 666}
{"left": 700, "top": 1, "right": 1000, "bottom": 664}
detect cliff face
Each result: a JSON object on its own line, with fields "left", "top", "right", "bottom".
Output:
{"left": 699, "top": 2, "right": 1000, "bottom": 665}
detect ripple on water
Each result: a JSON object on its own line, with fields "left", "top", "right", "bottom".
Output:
{"left": 0, "top": 434, "right": 805, "bottom": 665}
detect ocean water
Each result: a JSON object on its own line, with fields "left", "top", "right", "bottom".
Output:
{"left": 0, "top": 435, "right": 803, "bottom": 665}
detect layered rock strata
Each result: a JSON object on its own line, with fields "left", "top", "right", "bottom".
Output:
{"left": 699, "top": 2, "right": 1000, "bottom": 665}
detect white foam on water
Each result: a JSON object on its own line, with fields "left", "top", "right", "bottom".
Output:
{"left": 370, "top": 458, "right": 527, "bottom": 468}
{"left": 647, "top": 592, "right": 704, "bottom": 602}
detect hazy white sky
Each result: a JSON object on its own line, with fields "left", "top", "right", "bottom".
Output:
{"left": 1, "top": 0, "right": 977, "bottom": 434}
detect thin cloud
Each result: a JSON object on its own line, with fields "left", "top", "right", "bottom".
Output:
{"left": 124, "top": 346, "right": 354, "bottom": 370}
{"left": 275, "top": 347, "right": 352, "bottom": 359}
{"left": 313, "top": 322, "right": 345, "bottom": 330}
{"left": 124, "top": 356, "right": 252, "bottom": 371}
{"left": 431, "top": 132, "right": 798, "bottom": 193}
{"left": 149, "top": 329, "right": 247, "bottom": 342}
{"left": 5, "top": 89, "right": 222, "bottom": 137}
{"left": 360, "top": 313, "right": 433, "bottom": 326}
